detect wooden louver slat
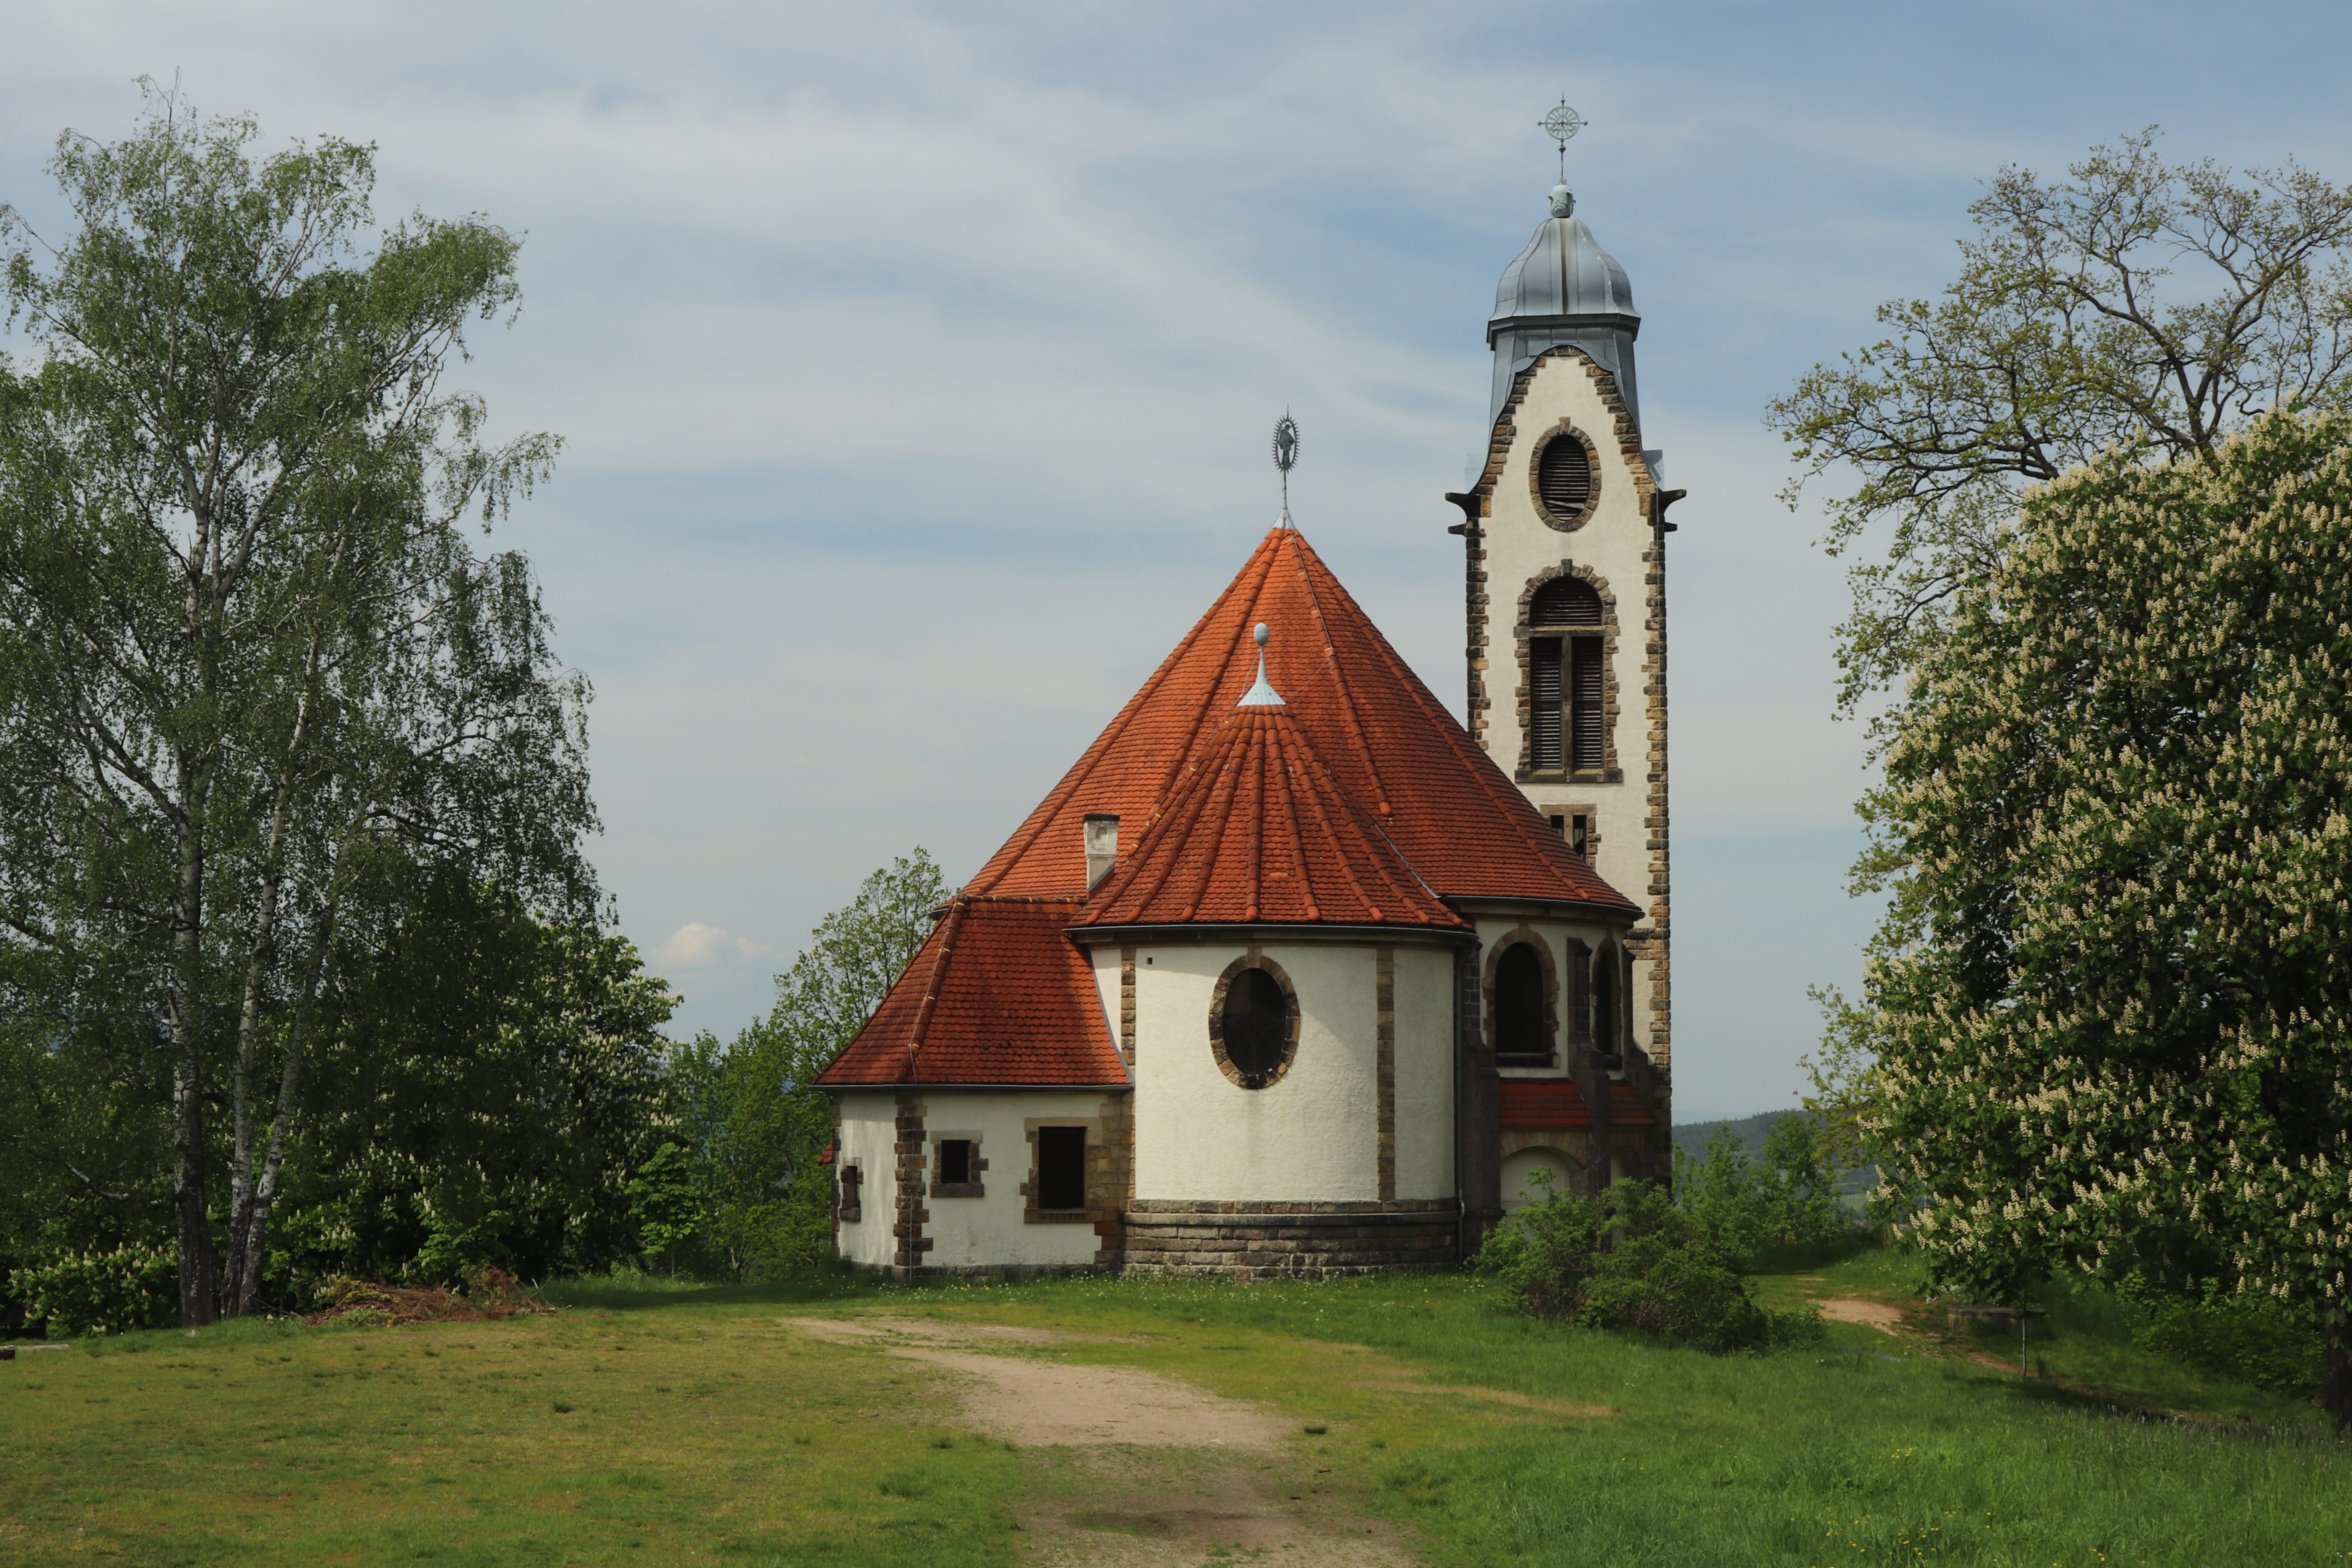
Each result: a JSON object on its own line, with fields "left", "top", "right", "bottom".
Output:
{"left": 1570, "top": 637, "right": 1603, "bottom": 770}
{"left": 1530, "top": 637, "right": 1563, "bottom": 769}
{"left": 1538, "top": 437, "right": 1593, "bottom": 518}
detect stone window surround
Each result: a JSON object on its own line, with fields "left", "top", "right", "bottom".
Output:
{"left": 1541, "top": 802, "right": 1601, "bottom": 863}
{"left": 927, "top": 1130, "right": 987, "bottom": 1199}
{"left": 1205, "top": 948, "right": 1303, "bottom": 1091}
{"left": 1021, "top": 1116, "right": 1103, "bottom": 1224}
{"left": 836, "top": 1161, "right": 862, "bottom": 1223}
{"left": 1514, "top": 561, "right": 1622, "bottom": 783}
{"left": 1483, "top": 925, "right": 1560, "bottom": 1066}
{"left": 1527, "top": 419, "right": 1603, "bottom": 531}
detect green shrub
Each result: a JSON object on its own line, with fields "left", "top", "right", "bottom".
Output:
{"left": 1477, "top": 1179, "right": 1823, "bottom": 1352}
{"left": 2125, "top": 1283, "right": 2324, "bottom": 1394}
{"left": 1673, "top": 1116, "right": 1858, "bottom": 1263}
{"left": 11, "top": 1243, "right": 176, "bottom": 1336}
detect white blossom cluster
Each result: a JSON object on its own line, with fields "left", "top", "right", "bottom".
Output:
{"left": 1860, "top": 411, "right": 2352, "bottom": 1328}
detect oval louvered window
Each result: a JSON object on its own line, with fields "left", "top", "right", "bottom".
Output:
{"left": 1220, "top": 967, "right": 1289, "bottom": 1089}
{"left": 1537, "top": 435, "right": 1593, "bottom": 519}
{"left": 1530, "top": 575, "right": 1601, "bottom": 627}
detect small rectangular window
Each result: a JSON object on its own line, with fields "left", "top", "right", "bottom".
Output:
{"left": 1530, "top": 637, "right": 1563, "bottom": 769}
{"left": 1035, "top": 1126, "right": 1087, "bottom": 1211}
{"left": 937, "top": 1138, "right": 973, "bottom": 1185}
{"left": 1569, "top": 637, "right": 1603, "bottom": 770}
{"left": 1570, "top": 813, "right": 1590, "bottom": 859}
{"left": 837, "top": 1165, "right": 862, "bottom": 1223}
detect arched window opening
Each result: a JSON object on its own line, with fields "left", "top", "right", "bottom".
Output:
{"left": 1526, "top": 577, "right": 1604, "bottom": 774}
{"left": 1221, "top": 967, "right": 1289, "bottom": 1089}
{"left": 1494, "top": 943, "right": 1548, "bottom": 1058}
{"left": 1530, "top": 576, "right": 1601, "bottom": 626}
{"left": 1538, "top": 435, "right": 1593, "bottom": 519}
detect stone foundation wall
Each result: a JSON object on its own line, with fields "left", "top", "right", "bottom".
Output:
{"left": 1119, "top": 1200, "right": 1460, "bottom": 1280}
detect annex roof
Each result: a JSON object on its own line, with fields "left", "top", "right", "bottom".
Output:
{"left": 964, "top": 527, "right": 1637, "bottom": 916}
{"left": 813, "top": 896, "right": 1127, "bottom": 1089}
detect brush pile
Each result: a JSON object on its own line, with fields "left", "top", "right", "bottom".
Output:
{"left": 305, "top": 1265, "right": 555, "bottom": 1327}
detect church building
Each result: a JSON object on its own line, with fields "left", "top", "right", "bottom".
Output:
{"left": 815, "top": 161, "right": 1681, "bottom": 1279}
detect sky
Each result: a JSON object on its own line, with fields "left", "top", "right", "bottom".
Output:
{"left": 6, "top": 1, "right": 2349, "bottom": 1121}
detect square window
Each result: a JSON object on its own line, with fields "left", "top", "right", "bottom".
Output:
{"left": 937, "top": 1138, "right": 973, "bottom": 1185}
{"left": 1034, "top": 1126, "right": 1087, "bottom": 1211}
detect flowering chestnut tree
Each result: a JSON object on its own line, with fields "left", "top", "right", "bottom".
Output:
{"left": 1860, "top": 410, "right": 2352, "bottom": 1426}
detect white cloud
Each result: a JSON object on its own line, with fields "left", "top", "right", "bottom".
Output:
{"left": 650, "top": 921, "right": 764, "bottom": 971}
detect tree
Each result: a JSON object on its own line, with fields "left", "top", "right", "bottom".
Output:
{"left": 1858, "top": 410, "right": 2352, "bottom": 1427}
{"left": 668, "top": 851, "right": 947, "bottom": 1277}
{"left": 1766, "top": 130, "right": 2352, "bottom": 711}
{"left": 0, "top": 87, "right": 584, "bottom": 1323}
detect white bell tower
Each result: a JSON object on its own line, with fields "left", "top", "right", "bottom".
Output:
{"left": 1446, "top": 105, "right": 1684, "bottom": 1084}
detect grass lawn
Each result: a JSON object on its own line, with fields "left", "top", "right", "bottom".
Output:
{"left": 2, "top": 1258, "right": 2345, "bottom": 1566}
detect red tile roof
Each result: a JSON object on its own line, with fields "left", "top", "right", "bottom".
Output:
{"left": 1501, "top": 1079, "right": 1592, "bottom": 1128}
{"left": 822, "top": 529, "right": 1639, "bottom": 1090}
{"left": 1607, "top": 1082, "right": 1656, "bottom": 1127}
{"left": 962, "top": 528, "right": 1636, "bottom": 913}
{"left": 1076, "top": 706, "right": 1469, "bottom": 931}
{"left": 813, "top": 897, "right": 1127, "bottom": 1088}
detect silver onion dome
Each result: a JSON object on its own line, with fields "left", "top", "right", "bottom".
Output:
{"left": 1486, "top": 184, "right": 1641, "bottom": 432}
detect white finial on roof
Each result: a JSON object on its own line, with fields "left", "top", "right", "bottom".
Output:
{"left": 1239, "top": 621, "right": 1285, "bottom": 708}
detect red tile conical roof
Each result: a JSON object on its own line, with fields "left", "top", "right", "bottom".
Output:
{"left": 1077, "top": 705, "right": 1469, "bottom": 931}
{"left": 965, "top": 528, "right": 1634, "bottom": 913}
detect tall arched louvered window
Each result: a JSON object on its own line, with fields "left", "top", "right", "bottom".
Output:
{"left": 1538, "top": 435, "right": 1594, "bottom": 520}
{"left": 1527, "top": 577, "right": 1604, "bottom": 773}
{"left": 1493, "top": 943, "right": 1547, "bottom": 1058}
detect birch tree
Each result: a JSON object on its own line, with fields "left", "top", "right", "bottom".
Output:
{"left": 0, "top": 89, "right": 588, "bottom": 1323}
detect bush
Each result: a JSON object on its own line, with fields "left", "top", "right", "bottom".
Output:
{"left": 1477, "top": 1180, "right": 1822, "bottom": 1352}
{"left": 11, "top": 1243, "right": 176, "bottom": 1336}
{"left": 1673, "top": 1116, "right": 1858, "bottom": 1263}
{"left": 2123, "top": 1281, "right": 2325, "bottom": 1394}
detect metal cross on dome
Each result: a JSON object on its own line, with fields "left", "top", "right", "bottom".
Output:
{"left": 1540, "top": 99, "right": 1584, "bottom": 181}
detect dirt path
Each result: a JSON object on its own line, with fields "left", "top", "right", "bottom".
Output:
{"left": 1815, "top": 1298, "right": 1907, "bottom": 1336}
{"left": 786, "top": 1315, "right": 1418, "bottom": 1565}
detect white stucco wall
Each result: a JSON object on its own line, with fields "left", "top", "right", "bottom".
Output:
{"left": 1127, "top": 937, "right": 1455, "bottom": 1204}
{"left": 1391, "top": 943, "right": 1457, "bottom": 1197}
{"left": 1481, "top": 351, "right": 1661, "bottom": 1060}
{"left": 830, "top": 1089, "right": 1111, "bottom": 1271}
{"left": 1501, "top": 1146, "right": 1576, "bottom": 1210}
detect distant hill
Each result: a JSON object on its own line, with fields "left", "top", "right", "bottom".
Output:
{"left": 1670, "top": 1111, "right": 1791, "bottom": 1164}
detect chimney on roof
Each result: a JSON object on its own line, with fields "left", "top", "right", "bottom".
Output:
{"left": 1083, "top": 813, "right": 1119, "bottom": 889}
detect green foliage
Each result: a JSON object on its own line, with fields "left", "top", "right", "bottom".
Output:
{"left": 11, "top": 1243, "right": 176, "bottom": 1337}
{"left": 271, "top": 878, "right": 677, "bottom": 1290}
{"left": 0, "top": 86, "right": 586, "bottom": 1321}
{"left": 1673, "top": 1118, "right": 1857, "bottom": 1263}
{"left": 1855, "top": 409, "right": 2352, "bottom": 1415}
{"left": 2120, "top": 1277, "right": 2325, "bottom": 1395}
{"left": 1766, "top": 129, "right": 2352, "bottom": 711}
{"left": 662, "top": 851, "right": 948, "bottom": 1278}
{"left": 1477, "top": 1179, "right": 1823, "bottom": 1352}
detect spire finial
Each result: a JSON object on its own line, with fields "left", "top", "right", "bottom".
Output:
{"left": 1239, "top": 621, "right": 1285, "bottom": 708}
{"left": 1272, "top": 410, "right": 1299, "bottom": 530}
{"left": 1540, "top": 98, "right": 1585, "bottom": 216}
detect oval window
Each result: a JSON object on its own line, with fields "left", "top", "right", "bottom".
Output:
{"left": 1538, "top": 436, "right": 1593, "bottom": 519}
{"left": 1221, "top": 967, "right": 1289, "bottom": 1088}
